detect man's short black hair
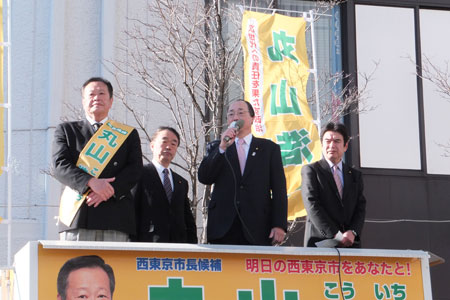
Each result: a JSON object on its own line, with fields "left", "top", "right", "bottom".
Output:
{"left": 321, "top": 122, "right": 350, "bottom": 145}
{"left": 82, "top": 77, "right": 113, "bottom": 98}
{"left": 151, "top": 126, "right": 181, "bottom": 146}
{"left": 57, "top": 255, "right": 115, "bottom": 300}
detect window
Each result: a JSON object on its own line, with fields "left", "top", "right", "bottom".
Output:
{"left": 420, "top": 9, "right": 450, "bottom": 175}
{"left": 356, "top": 5, "right": 421, "bottom": 170}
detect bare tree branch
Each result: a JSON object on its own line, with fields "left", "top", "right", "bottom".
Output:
{"left": 417, "top": 55, "right": 450, "bottom": 157}
{"left": 311, "top": 62, "right": 378, "bottom": 124}
{"left": 107, "top": 0, "right": 245, "bottom": 243}
{"left": 420, "top": 55, "right": 450, "bottom": 101}
{"left": 106, "top": 0, "right": 375, "bottom": 245}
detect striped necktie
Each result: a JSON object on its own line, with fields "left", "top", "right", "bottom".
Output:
{"left": 333, "top": 165, "right": 343, "bottom": 198}
{"left": 163, "top": 168, "right": 172, "bottom": 202}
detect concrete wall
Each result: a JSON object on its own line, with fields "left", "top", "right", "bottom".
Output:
{"left": 0, "top": 0, "right": 172, "bottom": 266}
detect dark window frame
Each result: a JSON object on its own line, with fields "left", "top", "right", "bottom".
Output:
{"left": 341, "top": 0, "right": 450, "bottom": 177}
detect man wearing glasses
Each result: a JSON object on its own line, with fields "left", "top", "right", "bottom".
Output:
{"left": 198, "top": 100, "right": 287, "bottom": 246}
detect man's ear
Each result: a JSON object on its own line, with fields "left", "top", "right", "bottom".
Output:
{"left": 57, "top": 294, "right": 62, "bottom": 300}
{"left": 344, "top": 141, "right": 349, "bottom": 152}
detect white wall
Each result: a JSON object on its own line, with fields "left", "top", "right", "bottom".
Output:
{"left": 0, "top": 0, "right": 172, "bottom": 267}
{"left": 0, "top": 0, "right": 55, "bottom": 266}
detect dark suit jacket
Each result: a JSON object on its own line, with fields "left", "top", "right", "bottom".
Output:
{"left": 198, "top": 137, "right": 287, "bottom": 245}
{"left": 52, "top": 119, "right": 143, "bottom": 235}
{"left": 132, "top": 163, "right": 197, "bottom": 243}
{"left": 301, "top": 158, "right": 366, "bottom": 247}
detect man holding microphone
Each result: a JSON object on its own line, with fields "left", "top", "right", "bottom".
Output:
{"left": 198, "top": 100, "right": 287, "bottom": 246}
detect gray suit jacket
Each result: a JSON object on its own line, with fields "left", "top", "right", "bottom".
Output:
{"left": 301, "top": 158, "right": 366, "bottom": 247}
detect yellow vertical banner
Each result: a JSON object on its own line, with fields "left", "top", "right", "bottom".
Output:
{"left": 242, "top": 11, "right": 322, "bottom": 219}
{"left": 0, "top": 1, "right": 4, "bottom": 176}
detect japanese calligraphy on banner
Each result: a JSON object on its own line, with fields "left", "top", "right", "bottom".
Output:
{"left": 241, "top": 11, "right": 322, "bottom": 219}
{"left": 32, "top": 242, "right": 431, "bottom": 300}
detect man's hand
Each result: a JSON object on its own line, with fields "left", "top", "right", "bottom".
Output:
{"left": 219, "top": 128, "right": 238, "bottom": 151}
{"left": 269, "top": 227, "right": 286, "bottom": 245}
{"left": 340, "top": 230, "right": 355, "bottom": 247}
{"left": 87, "top": 177, "right": 115, "bottom": 201}
{"left": 86, "top": 191, "right": 107, "bottom": 207}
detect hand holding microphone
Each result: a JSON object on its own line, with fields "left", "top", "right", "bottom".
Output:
{"left": 224, "top": 120, "right": 244, "bottom": 142}
{"left": 220, "top": 119, "right": 244, "bottom": 150}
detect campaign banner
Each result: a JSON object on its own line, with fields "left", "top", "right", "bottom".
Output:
{"left": 29, "top": 242, "right": 432, "bottom": 300}
{"left": 241, "top": 11, "right": 322, "bottom": 220}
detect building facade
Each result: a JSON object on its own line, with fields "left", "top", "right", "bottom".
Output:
{"left": 1, "top": 0, "right": 450, "bottom": 298}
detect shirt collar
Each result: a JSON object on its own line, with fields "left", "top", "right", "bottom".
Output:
{"left": 86, "top": 115, "right": 108, "bottom": 126}
{"left": 236, "top": 133, "right": 253, "bottom": 145}
{"left": 152, "top": 159, "right": 171, "bottom": 175}
{"left": 324, "top": 157, "right": 343, "bottom": 171}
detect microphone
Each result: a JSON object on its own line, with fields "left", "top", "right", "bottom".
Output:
{"left": 224, "top": 119, "right": 244, "bottom": 142}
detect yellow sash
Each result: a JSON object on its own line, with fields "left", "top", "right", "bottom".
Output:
{"left": 58, "top": 120, "right": 134, "bottom": 227}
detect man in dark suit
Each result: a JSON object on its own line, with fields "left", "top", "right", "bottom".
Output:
{"left": 198, "top": 100, "right": 287, "bottom": 246}
{"left": 301, "top": 122, "right": 366, "bottom": 247}
{"left": 53, "top": 77, "right": 143, "bottom": 241}
{"left": 133, "top": 127, "right": 197, "bottom": 243}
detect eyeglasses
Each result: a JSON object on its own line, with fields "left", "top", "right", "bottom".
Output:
{"left": 227, "top": 110, "right": 249, "bottom": 118}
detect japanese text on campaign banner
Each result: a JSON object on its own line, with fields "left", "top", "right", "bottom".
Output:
{"left": 137, "top": 257, "right": 222, "bottom": 272}
{"left": 245, "top": 258, "right": 412, "bottom": 276}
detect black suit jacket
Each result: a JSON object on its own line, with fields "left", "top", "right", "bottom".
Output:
{"left": 132, "top": 163, "right": 197, "bottom": 243}
{"left": 198, "top": 137, "right": 287, "bottom": 245}
{"left": 52, "top": 120, "right": 143, "bottom": 235}
{"left": 301, "top": 158, "right": 366, "bottom": 247}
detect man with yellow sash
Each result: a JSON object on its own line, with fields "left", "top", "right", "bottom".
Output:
{"left": 52, "top": 77, "right": 143, "bottom": 241}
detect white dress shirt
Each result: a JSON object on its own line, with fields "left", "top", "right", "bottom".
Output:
{"left": 152, "top": 159, "right": 174, "bottom": 190}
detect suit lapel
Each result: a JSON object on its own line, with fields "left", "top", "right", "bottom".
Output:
{"left": 171, "top": 171, "right": 183, "bottom": 204}
{"left": 342, "top": 163, "right": 353, "bottom": 202}
{"left": 73, "top": 120, "right": 95, "bottom": 150}
{"left": 149, "top": 163, "right": 171, "bottom": 204}
{"left": 318, "top": 159, "right": 343, "bottom": 204}
{"left": 81, "top": 120, "right": 95, "bottom": 138}
{"left": 226, "top": 142, "right": 242, "bottom": 179}
{"left": 242, "top": 137, "right": 260, "bottom": 180}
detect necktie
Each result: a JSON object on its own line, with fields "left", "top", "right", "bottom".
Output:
{"left": 163, "top": 168, "right": 172, "bottom": 202}
{"left": 93, "top": 122, "right": 102, "bottom": 132}
{"left": 333, "top": 165, "right": 343, "bottom": 198}
{"left": 237, "top": 139, "right": 246, "bottom": 175}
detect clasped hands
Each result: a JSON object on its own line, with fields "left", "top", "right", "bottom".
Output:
{"left": 86, "top": 177, "right": 115, "bottom": 207}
